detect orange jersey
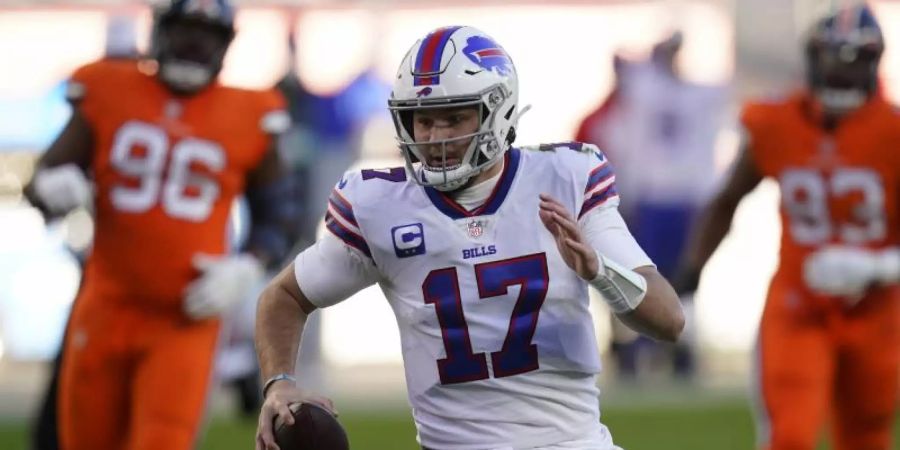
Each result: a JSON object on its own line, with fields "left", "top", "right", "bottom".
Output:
{"left": 72, "top": 59, "right": 285, "bottom": 311}
{"left": 741, "top": 92, "right": 900, "bottom": 309}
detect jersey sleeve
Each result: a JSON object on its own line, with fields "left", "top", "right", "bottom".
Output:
{"left": 738, "top": 101, "right": 777, "bottom": 177}
{"left": 323, "top": 172, "right": 375, "bottom": 261}
{"left": 578, "top": 146, "right": 620, "bottom": 219}
{"left": 580, "top": 205, "right": 653, "bottom": 270}
{"left": 66, "top": 61, "right": 110, "bottom": 122}
{"left": 293, "top": 232, "right": 379, "bottom": 308}
{"left": 257, "top": 88, "right": 290, "bottom": 135}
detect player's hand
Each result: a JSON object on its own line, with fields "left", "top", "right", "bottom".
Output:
{"left": 803, "top": 245, "right": 878, "bottom": 303}
{"left": 183, "top": 253, "right": 264, "bottom": 320}
{"left": 538, "top": 193, "right": 599, "bottom": 280}
{"left": 256, "top": 383, "right": 336, "bottom": 450}
{"left": 32, "top": 163, "right": 91, "bottom": 215}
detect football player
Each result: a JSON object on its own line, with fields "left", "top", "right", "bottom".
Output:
{"left": 23, "top": 1, "right": 293, "bottom": 449}
{"left": 254, "top": 26, "right": 684, "bottom": 450}
{"left": 676, "top": 5, "right": 899, "bottom": 450}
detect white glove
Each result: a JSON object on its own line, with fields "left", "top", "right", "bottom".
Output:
{"left": 32, "top": 164, "right": 91, "bottom": 215}
{"left": 802, "top": 246, "right": 895, "bottom": 302}
{"left": 183, "top": 253, "right": 265, "bottom": 320}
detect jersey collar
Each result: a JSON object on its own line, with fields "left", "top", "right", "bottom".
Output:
{"left": 424, "top": 148, "right": 521, "bottom": 220}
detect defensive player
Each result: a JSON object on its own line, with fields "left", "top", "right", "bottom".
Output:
{"left": 677, "top": 5, "right": 899, "bottom": 450}
{"left": 24, "top": 1, "right": 291, "bottom": 449}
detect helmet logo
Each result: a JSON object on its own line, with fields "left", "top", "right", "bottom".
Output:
{"left": 463, "top": 36, "right": 512, "bottom": 76}
{"left": 416, "top": 87, "right": 433, "bottom": 98}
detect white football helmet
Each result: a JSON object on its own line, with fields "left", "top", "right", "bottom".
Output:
{"left": 389, "top": 26, "right": 521, "bottom": 191}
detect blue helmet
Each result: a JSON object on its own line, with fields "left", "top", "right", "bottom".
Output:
{"left": 805, "top": 4, "right": 884, "bottom": 114}
{"left": 152, "top": 0, "right": 236, "bottom": 94}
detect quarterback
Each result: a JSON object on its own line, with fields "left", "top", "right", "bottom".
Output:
{"left": 255, "top": 26, "right": 684, "bottom": 450}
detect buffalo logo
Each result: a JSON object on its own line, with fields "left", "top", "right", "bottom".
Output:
{"left": 462, "top": 36, "right": 512, "bottom": 76}
{"left": 416, "top": 87, "right": 433, "bottom": 98}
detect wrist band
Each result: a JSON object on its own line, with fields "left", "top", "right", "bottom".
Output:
{"left": 262, "top": 373, "right": 297, "bottom": 398}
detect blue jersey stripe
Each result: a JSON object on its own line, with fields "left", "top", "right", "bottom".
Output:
{"left": 578, "top": 185, "right": 618, "bottom": 219}
{"left": 585, "top": 163, "right": 614, "bottom": 193}
{"left": 328, "top": 189, "right": 358, "bottom": 227}
{"left": 326, "top": 214, "right": 371, "bottom": 257}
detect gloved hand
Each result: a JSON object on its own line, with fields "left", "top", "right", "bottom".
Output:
{"left": 803, "top": 245, "right": 883, "bottom": 302}
{"left": 183, "top": 253, "right": 265, "bottom": 320}
{"left": 32, "top": 164, "right": 91, "bottom": 215}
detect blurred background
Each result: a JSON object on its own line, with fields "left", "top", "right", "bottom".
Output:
{"left": 0, "top": 0, "right": 898, "bottom": 449}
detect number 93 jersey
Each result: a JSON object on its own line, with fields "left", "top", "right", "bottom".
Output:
{"left": 313, "top": 145, "right": 621, "bottom": 449}
{"left": 71, "top": 60, "right": 286, "bottom": 311}
{"left": 741, "top": 92, "right": 900, "bottom": 308}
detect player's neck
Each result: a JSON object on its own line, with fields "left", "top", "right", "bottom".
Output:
{"left": 449, "top": 159, "right": 505, "bottom": 211}
{"left": 470, "top": 158, "right": 504, "bottom": 187}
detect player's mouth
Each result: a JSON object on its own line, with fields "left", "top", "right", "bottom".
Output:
{"left": 425, "top": 157, "right": 461, "bottom": 169}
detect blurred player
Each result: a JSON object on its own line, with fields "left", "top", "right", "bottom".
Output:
{"left": 254, "top": 26, "right": 684, "bottom": 450}
{"left": 29, "top": 14, "right": 143, "bottom": 450}
{"left": 578, "top": 33, "right": 727, "bottom": 381}
{"left": 677, "top": 5, "right": 899, "bottom": 450}
{"left": 23, "top": 1, "right": 292, "bottom": 449}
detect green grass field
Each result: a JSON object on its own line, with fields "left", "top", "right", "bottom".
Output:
{"left": 0, "top": 400, "right": 895, "bottom": 450}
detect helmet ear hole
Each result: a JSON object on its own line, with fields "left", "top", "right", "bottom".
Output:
{"left": 504, "top": 105, "right": 515, "bottom": 120}
{"left": 506, "top": 127, "right": 516, "bottom": 145}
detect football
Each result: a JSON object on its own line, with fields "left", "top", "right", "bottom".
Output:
{"left": 273, "top": 402, "right": 350, "bottom": 450}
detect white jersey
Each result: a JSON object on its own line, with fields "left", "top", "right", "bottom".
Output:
{"left": 606, "top": 61, "right": 728, "bottom": 205}
{"left": 297, "top": 144, "right": 636, "bottom": 449}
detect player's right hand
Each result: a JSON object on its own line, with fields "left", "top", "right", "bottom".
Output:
{"left": 32, "top": 163, "right": 91, "bottom": 215}
{"left": 256, "top": 383, "right": 336, "bottom": 450}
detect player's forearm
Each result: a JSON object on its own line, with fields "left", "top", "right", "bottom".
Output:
{"left": 616, "top": 267, "right": 684, "bottom": 342}
{"left": 255, "top": 276, "right": 308, "bottom": 381}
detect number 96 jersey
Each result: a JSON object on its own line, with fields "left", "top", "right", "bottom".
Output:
{"left": 306, "top": 146, "right": 625, "bottom": 449}
{"left": 741, "top": 92, "right": 900, "bottom": 309}
{"left": 71, "top": 60, "right": 286, "bottom": 311}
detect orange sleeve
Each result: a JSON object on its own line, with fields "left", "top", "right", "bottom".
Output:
{"left": 739, "top": 101, "right": 775, "bottom": 177}
{"left": 256, "top": 88, "right": 289, "bottom": 135}
{"left": 67, "top": 61, "right": 112, "bottom": 126}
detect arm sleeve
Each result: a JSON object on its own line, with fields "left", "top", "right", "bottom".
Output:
{"left": 66, "top": 62, "right": 106, "bottom": 121}
{"left": 293, "top": 232, "right": 379, "bottom": 308}
{"left": 578, "top": 148, "right": 620, "bottom": 220}
{"left": 579, "top": 194, "right": 654, "bottom": 270}
{"left": 258, "top": 88, "right": 290, "bottom": 135}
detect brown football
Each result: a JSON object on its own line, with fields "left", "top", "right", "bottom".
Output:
{"left": 273, "top": 402, "right": 349, "bottom": 450}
